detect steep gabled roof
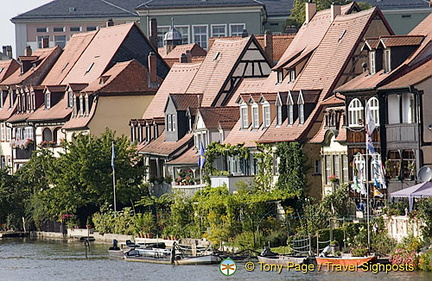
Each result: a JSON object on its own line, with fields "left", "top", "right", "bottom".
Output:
{"left": 11, "top": 0, "right": 142, "bottom": 21}
{"left": 27, "top": 86, "right": 70, "bottom": 122}
{"left": 169, "top": 93, "right": 203, "bottom": 111}
{"left": 162, "top": 43, "right": 207, "bottom": 59}
{"left": 379, "top": 59, "right": 432, "bottom": 90}
{"left": 1, "top": 47, "right": 62, "bottom": 86}
{"left": 378, "top": 35, "right": 424, "bottom": 48}
{"left": 273, "top": 2, "right": 358, "bottom": 70}
{"left": 142, "top": 62, "right": 201, "bottom": 119}
{"left": 42, "top": 31, "right": 97, "bottom": 85}
{"left": 197, "top": 106, "right": 239, "bottom": 130}
{"left": 83, "top": 59, "right": 158, "bottom": 94}
{"left": 139, "top": 132, "right": 193, "bottom": 157}
{"left": 0, "top": 60, "right": 20, "bottom": 83}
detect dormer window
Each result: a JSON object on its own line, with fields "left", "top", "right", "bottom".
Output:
{"left": 369, "top": 51, "right": 376, "bottom": 75}
{"left": 68, "top": 91, "right": 73, "bottom": 108}
{"left": 85, "top": 62, "right": 94, "bottom": 75}
{"left": 252, "top": 104, "right": 259, "bottom": 128}
{"left": 26, "top": 93, "right": 31, "bottom": 111}
{"left": 79, "top": 95, "right": 84, "bottom": 116}
{"left": 241, "top": 106, "right": 248, "bottom": 129}
{"left": 384, "top": 49, "right": 391, "bottom": 73}
{"left": 85, "top": 95, "right": 89, "bottom": 116}
{"left": 276, "top": 105, "right": 282, "bottom": 126}
{"left": 299, "top": 104, "right": 304, "bottom": 124}
{"left": 0, "top": 91, "right": 4, "bottom": 108}
{"left": 277, "top": 70, "right": 284, "bottom": 83}
{"left": 45, "top": 92, "right": 51, "bottom": 109}
{"left": 348, "top": 98, "right": 363, "bottom": 127}
{"left": 167, "top": 114, "right": 176, "bottom": 131}
{"left": 288, "top": 104, "right": 294, "bottom": 125}
{"left": 289, "top": 70, "right": 296, "bottom": 83}
{"left": 263, "top": 105, "right": 270, "bottom": 128}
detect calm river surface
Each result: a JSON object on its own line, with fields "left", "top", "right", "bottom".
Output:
{"left": 1, "top": 238, "right": 432, "bottom": 281}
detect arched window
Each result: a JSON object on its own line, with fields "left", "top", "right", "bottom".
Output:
{"left": 42, "top": 128, "right": 53, "bottom": 142}
{"left": 367, "top": 97, "right": 380, "bottom": 126}
{"left": 348, "top": 98, "right": 364, "bottom": 127}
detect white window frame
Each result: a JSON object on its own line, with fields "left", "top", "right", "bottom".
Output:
{"left": 369, "top": 51, "right": 376, "bottom": 74}
{"left": 240, "top": 106, "right": 248, "bottom": 129}
{"left": 348, "top": 98, "right": 364, "bottom": 127}
{"left": 192, "top": 25, "right": 208, "bottom": 49}
{"left": 229, "top": 23, "right": 246, "bottom": 36}
{"left": 53, "top": 27, "right": 65, "bottom": 32}
{"left": 37, "top": 35, "right": 50, "bottom": 48}
{"left": 263, "top": 104, "right": 270, "bottom": 128}
{"left": 167, "top": 114, "right": 172, "bottom": 131}
{"left": 288, "top": 104, "right": 294, "bottom": 125}
{"left": 79, "top": 95, "right": 84, "bottom": 116}
{"left": 175, "top": 25, "right": 190, "bottom": 44}
{"left": 54, "top": 35, "right": 67, "bottom": 48}
{"left": 36, "top": 27, "right": 48, "bottom": 33}
{"left": 68, "top": 91, "right": 73, "bottom": 108}
{"left": 384, "top": 48, "right": 391, "bottom": 73}
{"left": 45, "top": 93, "right": 51, "bottom": 109}
{"left": 276, "top": 105, "right": 282, "bottom": 126}
{"left": 402, "top": 93, "right": 415, "bottom": 124}
{"left": 289, "top": 69, "right": 296, "bottom": 83}
{"left": 211, "top": 24, "right": 227, "bottom": 37}
{"left": 367, "top": 97, "right": 380, "bottom": 126}
{"left": 252, "top": 104, "right": 259, "bottom": 128}
{"left": 85, "top": 94, "right": 89, "bottom": 116}
{"left": 299, "top": 104, "right": 305, "bottom": 124}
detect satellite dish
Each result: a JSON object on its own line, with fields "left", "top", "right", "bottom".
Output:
{"left": 417, "top": 166, "right": 432, "bottom": 182}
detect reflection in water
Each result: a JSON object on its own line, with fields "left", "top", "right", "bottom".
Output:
{"left": 0, "top": 239, "right": 431, "bottom": 281}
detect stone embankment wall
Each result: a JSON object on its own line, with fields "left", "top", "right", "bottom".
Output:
{"left": 383, "top": 215, "right": 425, "bottom": 242}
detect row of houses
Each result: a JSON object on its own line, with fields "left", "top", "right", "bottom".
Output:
{"left": 1, "top": 2, "right": 431, "bottom": 201}
{"left": 133, "top": 2, "right": 432, "bottom": 200}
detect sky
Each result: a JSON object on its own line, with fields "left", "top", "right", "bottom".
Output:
{"left": 1, "top": 0, "right": 53, "bottom": 58}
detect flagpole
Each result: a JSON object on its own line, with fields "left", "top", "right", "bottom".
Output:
{"left": 112, "top": 141, "right": 117, "bottom": 215}
{"left": 366, "top": 137, "right": 370, "bottom": 251}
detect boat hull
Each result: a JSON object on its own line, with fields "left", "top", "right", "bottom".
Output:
{"left": 124, "top": 254, "right": 221, "bottom": 265}
{"left": 316, "top": 256, "right": 377, "bottom": 267}
{"left": 258, "top": 255, "right": 307, "bottom": 265}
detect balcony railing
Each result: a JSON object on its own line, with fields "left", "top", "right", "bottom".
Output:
{"left": 15, "top": 145, "right": 35, "bottom": 159}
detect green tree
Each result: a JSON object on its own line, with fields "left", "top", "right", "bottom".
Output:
{"left": 0, "top": 168, "right": 25, "bottom": 229}
{"left": 276, "top": 142, "right": 307, "bottom": 197}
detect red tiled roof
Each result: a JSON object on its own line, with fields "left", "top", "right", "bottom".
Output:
{"left": 379, "top": 35, "right": 424, "bottom": 48}
{"left": 379, "top": 59, "right": 432, "bottom": 90}
{"left": 0, "top": 95, "right": 17, "bottom": 121}
{"left": 0, "top": 59, "right": 20, "bottom": 83}
{"left": 363, "top": 37, "right": 380, "bottom": 50}
{"left": 1, "top": 47, "right": 62, "bottom": 86}
{"left": 321, "top": 94, "right": 345, "bottom": 105}
{"left": 186, "top": 37, "right": 252, "bottom": 107}
{"left": 198, "top": 106, "right": 239, "bottom": 130}
{"left": 223, "top": 119, "right": 267, "bottom": 147}
{"left": 139, "top": 132, "right": 193, "bottom": 157}
{"left": 227, "top": 78, "right": 267, "bottom": 106}
{"left": 42, "top": 31, "right": 97, "bottom": 85}
{"left": 27, "top": 92, "right": 71, "bottom": 122}
{"left": 170, "top": 93, "right": 203, "bottom": 111}
{"left": 163, "top": 43, "right": 207, "bottom": 59}
{"left": 167, "top": 146, "right": 198, "bottom": 165}
{"left": 62, "top": 99, "right": 96, "bottom": 130}
{"left": 142, "top": 62, "right": 201, "bottom": 119}
{"left": 83, "top": 59, "right": 158, "bottom": 94}
{"left": 62, "top": 23, "right": 135, "bottom": 84}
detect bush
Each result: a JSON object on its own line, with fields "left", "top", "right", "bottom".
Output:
{"left": 418, "top": 249, "right": 432, "bottom": 271}
{"left": 351, "top": 247, "right": 368, "bottom": 257}
{"left": 391, "top": 248, "right": 418, "bottom": 268}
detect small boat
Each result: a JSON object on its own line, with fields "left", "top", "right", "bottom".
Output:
{"left": 316, "top": 255, "right": 377, "bottom": 267}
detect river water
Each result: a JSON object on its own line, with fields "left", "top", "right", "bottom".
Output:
{"left": 1, "top": 238, "right": 431, "bottom": 281}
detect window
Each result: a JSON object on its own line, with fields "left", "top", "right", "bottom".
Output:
{"left": 252, "top": 105, "right": 259, "bottom": 128}
{"left": 0, "top": 91, "right": 4, "bottom": 108}
{"left": 333, "top": 155, "right": 340, "bottom": 179}
{"left": 276, "top": 105, "right": 282, "bottom": 126}
{"left": 167, "top": 114, "right": 176, "bottom": 131}
{"left": 369, "top": 51, "right": 376, "bottom": 74}
{"left": 86, "top": 26, "right": 97, "bottom": 31}
{"left": 45, "top": 93, "right": 51, "bottom": 109}
{"left": 36, "top": 27, "right": 48, "bottom": 33}
{"left": 402, "top": 93, "right": 415, "bottom": 124}
{"left": 42, "top": 128, "right": 52, "bottom": 142}
{"left": 299, "top": 104, "right": 304, "bottom": 124}
{"left": 70, "top": 26, "right": 81, "bottom": 32}
{"left": 211, "top": 24, "right": 227, "bottom": 37}
{"left": 342, "top": 154, "right": 349, "bottom": 183}
{"left": 384, "top": 49, "right": 391, "bottom": 73}
{"left": 388, "top": 94, "right": 400, "bottom": 124}
{"left": 68, "top": 91, "right": 73, "bottom": 108}
{"left": 130, "top": 125, "right": 136, "bottom": 142}
{"left": 53, "top": 27, "right": 65, "bottom": 32}
{"left": 229, "top": 23, "right": 245, "bottom": 36}
{"left": 288, "top": 104, "right": 294, "bottom": 125}
{"left": 85, "top": 95, "right": 89, "bottom": 116}
{"left": 37, "top": 36, "right": 49, "bottom": 48}
{"left": 314, "top": 160, "right": 321, "bottom": 175}
{"left": 348, "top": 98, "right": 363, "bottom": 127}
{"left": 54, "top": 35, "right": 67, "bottom": 48}
{"left": 79, "top": 95, "right": 84, "bottom": 116}
{"left": 289, "top": 70, "right": 296, "bottom": 83}
{"left": 157, "top": 26, "right": 170, "bottom": 48}
{"left": 85, "top": 62, "right": 94, "bottom": 75}
{"left": 367, "top": 97, "right": 380, "bottom": 126}
{"left": 176, "top": 26, "right": 189, "bottom": 44}
{"left": 263, "top": 105, "right": 270, "bottom": 127}
{"left": 277, "top": 70, "right": 284, "bottom": 83}
{"left": 193, "top": 25, "right": 208, "bottom": 49}
{"left": 26, "top": 93, "right": 31, "bottom": 111}
{"left": 325, "top": 155, "right": 331, "bottom": 184}
{"left": 241, "top": 106, "right": 248, "bottom": 129}
{"left": 0, "top": 123, "right": 5, "bottom": 141}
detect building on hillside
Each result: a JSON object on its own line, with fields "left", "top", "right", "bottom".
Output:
{"left": 336, "top": 13, "right": 432, "bottom": 196}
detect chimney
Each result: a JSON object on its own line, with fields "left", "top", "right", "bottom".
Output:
{"left": 331, "top": 3, "right": 341, "bottom": 21}
{"left": 2, "top": 46, "right": 6, "bottom": 55}
{"left": 185, "top": 50, "right": 192, "bottom": 63}
{"left": 264, "top": 30, "right": 273, "bottom": 65}
{"left": 180, "top": 53, "right": 188, "bottom": 63}
{"left": 6, "top": 46, "right": 12, "bottom": 58}
{"left": 149, "top": 18, "right": 158, "bottom": 52}
{"left": 241, "top": 29, "right": 248, "bottom": 38}
{"left": 25, "top": 46, "right": 32, "bottom": 56}
{"left": 106, "top": 19, "right": 114, "bottom": 27}
{"left": 42, "top": 37, "right": 49, "bottom": 48}
{"left": 305, "top": 1, "right": 317, "bottom": 24}
{"left": 148, "top": 52, "right": 158, "bottom": 87}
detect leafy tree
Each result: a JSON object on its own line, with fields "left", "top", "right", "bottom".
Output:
{"left": 0, "top": 168, "right": 25, "bottom": 229}
{"left": 276, "top": 142, "right": 307, "bottom": 197}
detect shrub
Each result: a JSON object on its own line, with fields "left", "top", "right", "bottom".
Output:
{"left": 418, "top": 249, "right": 432, "bottom": 271}
{"left": 351, "top": 247, "right": 368, "bottom": 257}
{"left": 391, "top": 248, "right": 418, "bottom": 268}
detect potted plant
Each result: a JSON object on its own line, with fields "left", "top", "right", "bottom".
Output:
{"left": 407, "top": 162, "right": 415, "bottom": 180}
{"left": 328, "top": 175, "right": 339, "bottom": 183}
